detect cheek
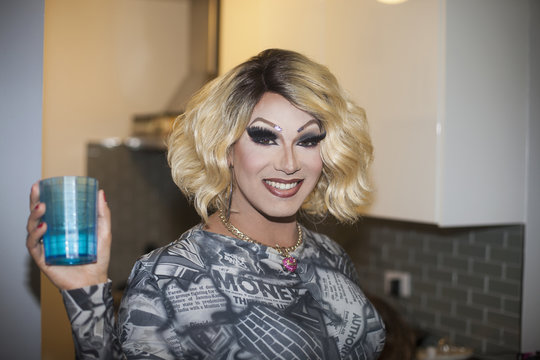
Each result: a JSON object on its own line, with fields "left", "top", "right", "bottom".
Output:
{"left": 232, "top": 142, "right": 267, "bottom": 174}
{"left": 302, "top": 151, "right": 323, "bottom": 176}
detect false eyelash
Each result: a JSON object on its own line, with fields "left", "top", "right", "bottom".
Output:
{"left": 297, "top": 131, "right": 326, "bottom": 147}
{"left": 246, "top": 126, "right": 278, "bottom": 145}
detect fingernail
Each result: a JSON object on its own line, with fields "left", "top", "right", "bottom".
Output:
{"left": 103, "top": 191, "right": 107, "bottom": 203}
{"left": 34, "top": 203, "right": 40, "bottom": 210}
{"left": 37, "top": 222, "right": 44, "bottom": 229}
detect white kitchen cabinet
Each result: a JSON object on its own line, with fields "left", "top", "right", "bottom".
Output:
{"left": 219, "top": 0, "right": 530, "bottom": 227}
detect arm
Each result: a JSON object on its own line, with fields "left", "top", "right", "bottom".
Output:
{"left": 26, "top": 182, "right": 119, "bottom": 358}
{"left": 28, "top": 183, "right": 178, "bottom": 358}
{"left": 62, "top": 281, "right": 123, "bottom": 360}
{"left": 115, "top": 266, "right": 179, "bottom": 360}
{"left": 61, "top": 261, "right": 179, "bottom": 360}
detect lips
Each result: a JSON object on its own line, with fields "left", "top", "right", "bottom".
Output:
{"left": 263, "top": 179, "right": 303, "bottom": 198}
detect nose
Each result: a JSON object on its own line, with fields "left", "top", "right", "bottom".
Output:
{"left": 276, "top": 146, "right": 300, "bottom": 175}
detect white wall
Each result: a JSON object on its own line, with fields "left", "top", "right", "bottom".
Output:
{"left": 43, "top": 0, "right": 190, "bottom": 178}
{"left": 522, "top": 0, "right": 540, "bottom": 351}
{"left": 0, "top": 0, "right": 43, "bottom": 357}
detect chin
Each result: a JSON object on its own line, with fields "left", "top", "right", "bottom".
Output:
{"left": 256, "top": 203, "right": 303, "bottom": 220}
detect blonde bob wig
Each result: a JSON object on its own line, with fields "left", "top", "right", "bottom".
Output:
{"left": 167, "top": 49, "right": 373, "bottom": 223}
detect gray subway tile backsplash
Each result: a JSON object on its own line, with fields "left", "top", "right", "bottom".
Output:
{"left": 333, "top": 217, "right": 524, "bottom": 357}
{"left": 425, "top": 297, "right": 453, "bottom": 313}
{"left": 486, "top": 310, "right": 520, "bottom": 329}
{"left": 501, "top": 329, "right": 520, "bottom": 349}
{"left": 441, "top": 255, "right": 469, "bottom": 271}
{"left": 502, "top": 298, "right": 521, "bottom": 314}
{"left": 490, "top": 246, "right": 522, "bottom": 264}
{"left": 456, "top": 273, "right": 485, "bottom": 289}
{"left": 505, "top": 229, "right": 524, "bottom": 249}
{"left": 470, "top": 322, "right": 500, "bottom": 342}
{"left": 471, "top": 291, "right": 502, "bottom": 309}
{"left": 440, "top": 285, "right": 469, "bottom": 301}
{"left": 439, "top": 314, "right": 467, "bottom": 331}
{"left": 474, "top": 229, "right": 506, "bottom": 246}
{"left": 504, "top": 265, "right": 522, "bottom": 282}
{"left": 401, "top": 232, "right": 426, "bottom": 248}
{"left": 457, "top": 242, "right": 488, "bottom": 259}
{"left": 428, "top": 268, "right": 455, "bottom": 284}
{"left": 413, "top": 251, "right": 439, "bottom": 267}
{"left": 455, "top": 304, "right": 484, "bottom": 322}
{"left": 426, "top": 238, "right": 455, "bottom": 253}
{"left": 488, "top": 278, "right": 521, "bottom": 297}
{"left": 473, "top": 260, "right": 503, "bottom": 278}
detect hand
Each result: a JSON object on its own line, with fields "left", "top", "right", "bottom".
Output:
{"left": 26, "top": 182, "right": 112, "bottom": 290}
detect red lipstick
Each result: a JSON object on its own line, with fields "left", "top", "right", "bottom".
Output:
{"left": 263, "top": 179, "right": 303, "bottom": 198}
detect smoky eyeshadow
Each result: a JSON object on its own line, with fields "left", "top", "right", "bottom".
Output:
{"left": 297, "top": 131, "right": 327, "bottom": 146}
{"left": 246, "top": 126, "right": 278, "bottom": 144}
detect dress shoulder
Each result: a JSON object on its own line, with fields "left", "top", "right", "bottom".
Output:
{"left": 127, "top": 225, "right": 207, "bottom": 281}
{"left": 303, "top": 226, "right": 349, "bottom": 256}
{"left": 301, "top": 226, "right": 360, "bottom": 284}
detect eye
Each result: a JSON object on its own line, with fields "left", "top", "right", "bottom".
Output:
{"left": 297, "top": 132, "right": 326, "bottom": 147}
{"left": 246, "top": 126, "right": 278, "bottom": 145}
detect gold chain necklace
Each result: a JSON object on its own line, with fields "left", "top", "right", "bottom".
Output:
{"left": 218, "top": 209, "right": 302, "bottom": 273}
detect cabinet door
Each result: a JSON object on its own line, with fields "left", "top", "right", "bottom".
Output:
{"left": 437, "top": 0, "right": 528, "bottom": 226}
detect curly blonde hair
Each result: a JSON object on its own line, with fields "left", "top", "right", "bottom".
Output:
{"left": 167, "top": 49, "right": 373, "bottom": 223}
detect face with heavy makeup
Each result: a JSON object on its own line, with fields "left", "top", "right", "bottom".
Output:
{"left": 230, "top": 92, "right": 325, "bottom": 220}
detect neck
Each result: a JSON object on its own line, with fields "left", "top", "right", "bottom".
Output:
{"left": 223, "top": 209, "right": 299, "bottom": 248}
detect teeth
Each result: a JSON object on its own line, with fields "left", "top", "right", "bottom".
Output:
{"left": 265, "top": 180, "right": 298, "bottom": 190}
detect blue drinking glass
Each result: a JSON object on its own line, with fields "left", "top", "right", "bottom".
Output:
{"left": 39, "top": 176, "right": 98, "bottom": 265}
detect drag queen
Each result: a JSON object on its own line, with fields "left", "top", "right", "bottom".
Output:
{"left": 27, "top": 49, "right": 385, "bottom": 359}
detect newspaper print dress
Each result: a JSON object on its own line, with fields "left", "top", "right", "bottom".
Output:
{"left": 62, "top": 225, "right": 386, "bottom": 359}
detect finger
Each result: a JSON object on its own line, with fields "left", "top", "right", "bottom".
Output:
{"left": 97, "top": 190, "right": 110, "bottom": 233}
{"left": 26, "top": 221, "right": 46, "bottom": 263}
{"left": 97, "top": 189, "right": 108, "bottom": 218}
{"left": 29, "top": 182, "right": 40, "bottom": 211}
{"left": 97, "top": 190, "right": 112, "bottom": 253}
{"left": 26, "top": 202, "right": 46, "bottom": 234}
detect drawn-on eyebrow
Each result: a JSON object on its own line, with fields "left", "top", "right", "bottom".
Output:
{"left": 249, "top": 117, "right": 282, "bottom": 132}
{"left": 296, "top": 119, "right": 322, "bottom": 133}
